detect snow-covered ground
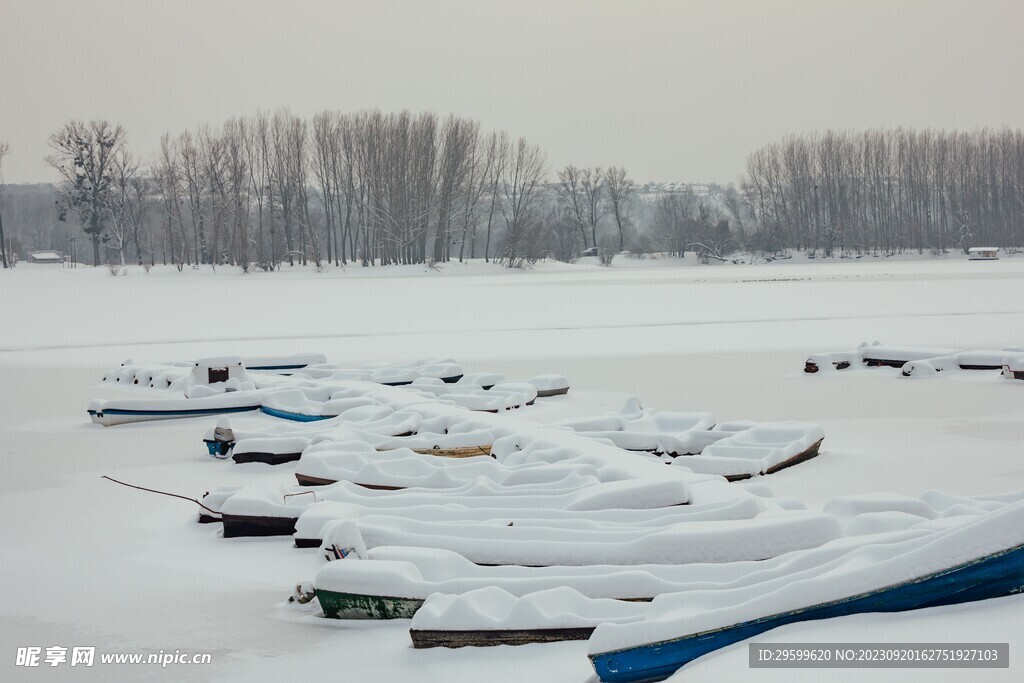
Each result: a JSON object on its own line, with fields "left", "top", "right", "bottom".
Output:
{"left": 1, "top": 255, "right": 1022, "bottom": 682}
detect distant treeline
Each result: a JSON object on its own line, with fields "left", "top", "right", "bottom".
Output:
{"left": 2, "top": 117, "right": 1022, "bottom": 269}
{"left": 743, "top": 128, "right": 1024, "bottom": 255}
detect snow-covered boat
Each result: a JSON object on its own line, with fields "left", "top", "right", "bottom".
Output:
{"left": 558, "top": 400, "right": 824, "bottom": 478}
{"left": 318, "top": 510, "right": 839, "bottom": 567}
{"left": 670, "top": 423, "right": 824, "bottom": 481}
{"left": 557, "top": 399, "right": 716, "bottom": 456}
{"left": 313, "top": 535, "right": 798, "bottom": 620}
{"left": 294, "top": 494, "right": 766, "bottom": 547}
{"left": 805, "top": 342, "right": 1023, "bottom": 374}
{"left": 88, "top": 392, "right": 263, "bottom": 426}
{"left": 293, "top": 443, "right": 567, "bottom": 489}
{"left": 528, "top": 374, "right": 570, "bottom": 397}
{"left": 242, "top": 353, "right": 328, "bottom": 371}
{"left": 211, "top": 477, "right": 689, "bottom": 539}
{"left": 587, "top": 497, "right": 1024, "bottom": 682}
{"left": 1003, "top": 353, "right": 1024, "bottom": 380}
{"left": 409, "top": 587, "right": 645, "bottom": 648}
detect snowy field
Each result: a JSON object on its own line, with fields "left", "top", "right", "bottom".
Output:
{"left": 1, "top": 255, "right": 1023, "bottom": 682}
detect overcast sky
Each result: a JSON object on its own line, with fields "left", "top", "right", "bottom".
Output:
{"left": 2, "top": 0, "right": 1022, "bottom": 184}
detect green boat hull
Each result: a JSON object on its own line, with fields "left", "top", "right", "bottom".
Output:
{"left": 316, "top": 589, "right": 424, "bottom": 620}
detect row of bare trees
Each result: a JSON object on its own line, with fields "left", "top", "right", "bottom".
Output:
{"left": 650, "top": 190, "right": 736, "bottom": 262}
{"left": 39, "top": 118, "right": 1024, "bottom": 269}
{"left": 44, "top": 112, "right": 570, "bottom": 269}
{"left": 742, "top": 128, "right": 1024, "bottom": 255}
{"left": 552, "top": 166, "right": 635, "bottom": 255}
{"left": 37, "top": 111, "right": 659, "bottom": 269}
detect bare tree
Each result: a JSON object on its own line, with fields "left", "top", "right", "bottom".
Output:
{"left": 548, "top": 205, "right": 580, "bottom": 262}
{"left": 483, "top": 132, "right": 510, "bottom": 262}
{"left": 178, "top": 130, "right": 207, "bottom": 264}
{"left": 653, "top": 191, "right": 696, "bottom": 257}
{"left": 45, "top": 120, "right": 128, "bottom": 265}
{"left": 223, "top": 117, "right": 251, "bottom": 268}
{"left": 554, "top": 165, "right": 590, "bottom": 249}
{"left": 108, "top": 149, "right": 140, "bottom": 265}
{"left": 498, "top": 137, "right": 547, "bottom": 267}
{"left": 457, "top": 127, "right": 491, "bottom": 261}
{"left": 311, "top": 111, "right": 339, "bottom": 266}
{"left": 604, "top": 166, "right": 633, "bottom": 251}
{"left": 580, "top": 167, "right": 606, "bottom": 248}
{"left": 0, "top": 142, "right": 9, "bottom": 268}
{"left": 155, "top": 134, "right": 187, "bottom": 268}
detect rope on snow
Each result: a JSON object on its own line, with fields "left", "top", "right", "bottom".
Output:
{"left": 101, "top": 475, "right": 220, "bottom": 515}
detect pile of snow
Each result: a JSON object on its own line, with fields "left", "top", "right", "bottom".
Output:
{"left": 231, "top": 436, "right": 312, "bottom": 458}
{"left": 456, "top": 373, "right": 506, "bottom": 388}
{"left": 861, "top": 344, "right": 960, "bottom": 364}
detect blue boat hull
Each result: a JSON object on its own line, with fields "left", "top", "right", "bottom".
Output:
{"left": 89, "top": 404, "right": 260, "bottom": 426}
{"left": 246, "top": 364, "right": 308, "bottom": 371}
{"left": 100, "top": 405, "right": 258, "bottom": 418}
{"left": 259, "top": 405, "right": 333, "bottom": 422}
{"left": 590, "top": 542, "right": 1024, "bottom": 683}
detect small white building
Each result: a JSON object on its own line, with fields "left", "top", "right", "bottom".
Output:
{"left": 968, "top": 247, "right": 999, "bottom": 260}
{"left": 27, "top": 250, "right": 63, "bottom": 264}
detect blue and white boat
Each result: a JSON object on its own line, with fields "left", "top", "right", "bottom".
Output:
{"left": 588, "top": 499, "right": 1024, "bottom": 682}
{"left": 88, "top": 392, "right": 263, "bottom": 426}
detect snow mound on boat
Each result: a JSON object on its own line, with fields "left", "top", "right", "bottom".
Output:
{"left": 293, "top": 495, "right": 772, "bottom": 545}
{"left": 401, "top": 380, "right": 538, "bottom": 412}
{"left": 290, "top": 357, "right": 463, "bottom": 384}
{"left": 412, "top": 586, "right": 647, "bottom": 631}
{"left": 673, "top": 422, "right": 824, "bottom": 478}
{"left": 318, "top": 509, "right": 840, "bottom": 566}
{"left": 295, "top": 442, "right": 598, "bottom": 490}
{"left": 557, "top": 398, "right": 715, "bottom": 454}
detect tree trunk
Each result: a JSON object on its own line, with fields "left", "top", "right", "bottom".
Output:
{"left": 0, "top": 207, "right": 8, "bottom": 268}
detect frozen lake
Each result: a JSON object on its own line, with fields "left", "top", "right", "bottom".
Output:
{"left": 1, "top": 256, "right": 1022, "bottom": 682}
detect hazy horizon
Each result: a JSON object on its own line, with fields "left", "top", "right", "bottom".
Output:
{"left": 2, "top": 0, "right": 1023, "bottom": 185}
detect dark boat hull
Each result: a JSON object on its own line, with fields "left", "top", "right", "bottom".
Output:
{"left": 316, "top": 590, "right": 424, "bottom": 620}
{"left": 412, "top": 626, "right": 596, "bottom": 648}
{"left": 221, "top": 513, "right": 298, "bottom": 538}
